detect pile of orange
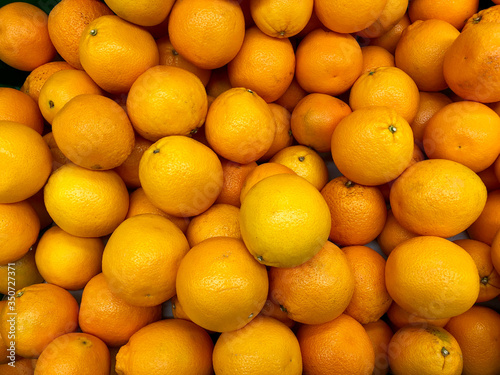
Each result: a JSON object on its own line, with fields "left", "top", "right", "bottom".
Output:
{"left": 1, "top": 0, "right": 500, "bottom": 373}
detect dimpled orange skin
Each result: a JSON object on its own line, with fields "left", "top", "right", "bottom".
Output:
{"left": 0, "top": 87, "right": 44, "bottom": 134}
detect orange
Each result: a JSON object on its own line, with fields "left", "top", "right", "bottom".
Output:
{"left": 410, "top": 91, "right": 452, "bottom": 146}
{"left": 43, "top": 163, "right": 129, "bottom": 237}
{"left": 370, "top": 13, "right": 411, "bottom": 54}
{"left": 168, "top": 0, "right": 245, "bottom": 70}
{"left": 215, "top": 159, "right": 258, "bottom": 207}
{"left": 0, "top": 121, "right": 52, "bottom": 204}
{"left": 170, "top": 295, "right": 191, "bottom": 322}
{"left": 297, "top": 314, "right": 375, "bottom": 375}
{"left": 453, "top": 239, "right": 500, "bottom": 302}
{"left": 0, "top": 358, "right": 36, "bottom": 374}
{"left": 331, "top": 106, "right": 414, "bottom": 186}
{"left": 408, "top": 0, "right": 479, "bottom": 30}
{"left": 102, "top": 214, "right": 190, "bottom": 307}
{"left": 205, "top": 87, "right": 276, "bottom": 164}
{"left": 270, "top": 145, "right": 329, "bottom": 190}
{"left": 343, "top": 245, "right": 392, "bottom": 324}
{"left": 387, "top": 325, "right": 463, "bottom": 375}
{"left": 20, "top": 60, "right": 74, "bottom": 102}
{"left": 176, "top": 237, "right": 268, "bottom": 332}
{"left": 467, "top": 189, "right": 500, "bottom": 245}
{"left": 258, "top": 103, "right": 294, "bottom": 161}
{"left": 35, "top": 332, "right": 110, "bottom": 375}
{"left": 0, "top": 283, "right": 78, "bottom": 358}
{"left": 0, "top": 2, "right": 55, "bottom": 71}
{"left": 250, "top": 0, "right": 313, "bottom": 38}
{"left": 239, "top": 162, "right": 296, "bottom": 204}
{"left": 463, "top": 4, "right": 500, "bottom": 31}
{"left": 376, "top": 209, "right": 419, "bottom": 256}
{"left": 205, "top": 66, "right": 232, "bottom": 99}
{"left": 295, "top": 28, "right": 363, "bottom": 96}
{"left": 259, "top": 295, "right": 295, "bottom": 328}
{"left": 385, "top": 236, "right": 479, "bottom": 319}
{"left": 156, "top": 36, "right": 211, "bottom": 86}
{"left": 387, "top": 301, "right": 451, "bottom": 329}
{"left": 360, "top": 45, "right": 395, "bottom": 74}
{"left": 127, "top": 65, "right": 208, "bottom": 141}
{"left": 314, "top": 0, "right": 387, "bottom": 34}
{"left": 395, "top": 19, "right": 460, "bottom": 92}
{"left": 274, "top": 78, "right": 308, "bottom": 113}
{"left": 390, "top": 159, "right": 487, "bottom": 237}
{"left": 114, "top": 134, "right": 153, "bottom": 189}
{"left": 357, "top": 0, "right": 409, "bottom": 38}
{"left": 290, "top": 93, "right": 352, "bottom": 153}
{"left": 79, "top": 15, "right": 159, "bottom": 94}
{"left": 321, "top": 177, "right": 387, "bottom": 246}
{"left": 38, "top": 69, "right": 102, "bottom": 125}
{"left": 227, "top": 26, "right": 295, "bottom": 103}
{"left": 445, "top": 305, "right": 500, "bottom": 375}
{"left": 349, "top": 66, "right": 420, "bottom": 123}
{"left": 79, "top": 273, "right": 162, "bottom": 347}
{"left": 125, "top": 187, "right": 190, "bottom": 233}
{"left": 213, "top": 315, "right": 302, "bottom": 374}
{"left": 268, "top": 240, "right": 354, "bottom": 324}
{"left": 35, "top": 226, "right": 104, "bottom": 290}
{"left": 364, "top": 319, "right": 393, "bottom": 375}
{"left": 423, "top": 101, "right": 500, "bottom": 172}
{"left": 0, "top": 200, "right": 39, "bottom": 265}
{"left": 443, "top": 22, "right": 500, "bottom": 103}
{"left": 48, "top": 0, "right": 113, "bottom": 69}
{"left": 186, "top": 203, "right": 241, "bottom": 247}
{"left": 0, "top": 87, "right": 44, "bottom": 134}
{"left": 115, "top": 319, "right": 214, "bottom": 375}
{"left": 0, "top": 248, "right": 43, "bottom": 294}
{"left": 478, "top": 162, "right": 500, "bottom": 192}
{"left": 102, "top": 0, "right": 175, "bottom": 27}
{"left": 240, "top": 173, "right": 331, "bottom": 267}
{"left": 139, "top": 135, "right": 223, "bottom": 217}
{"left": 493, "top": 230, "right": 500, "bottom": 274}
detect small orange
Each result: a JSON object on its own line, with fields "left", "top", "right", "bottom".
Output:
{"left": 274, "top": 78, "right": 308, "bottom": 113}
{"left": 126, "top": 65, "right": 208, "bottom": 141}
{"left": 387, "top": 325, "right": 463, "bottom": 375}
{"left": 79, "top": 15, "right": 159, "bottom": 93}
{"left": 102, "top": 214, "right": 190, "bottom": 307}
{"left": 269, "top": 239, "right": 355, "bottom": 324}
{"left": 102, "top": 0, "right": 175, "bottom": 27}
{"left": 168, "top": 0, "right": 245, "bottom": 69}
{"left": 258, "top": 103, "right": 294, "bottom": 161}
{"left": 408, "top": 0, "right": 479, "bottom": 30}
{"left": 295, "top": 28, "right": 363, "bottom": 96}
{"left": 297, "top": 314, "right": 376, "bottom": 375}
{"left": 321, "top": 177, "right": 387, "bottom": 246}
{"left": 330, "top": 106, "right": 414, "bottom": 186}
{"left": 0, "top": 247, "right": 43, "bottom": 294}
{"left": 376, "top": 209, "right": 419, "bottom": 256}
{"left": 113, "top": 134, "right": 153, "bottom": 189}
{"left": 364, "top": 319, "right": 393, "bottom": 375}
{"left": 360, "top": 45, "right": 395, "bottom": 74}
{"left": 291, "top": 93, "right": 352, "bottom": 153}
{"left": 0, "top": 87, "right": 44, "bottom": 134}
{"left": 79, "top": 273, "right": 162, "bottom": 347}
{"left": 35, "top": 332, "right": 110, "bottom": 375}
{"left": 270, "top": 145, "right": 329, "bottom": 190}
{"left": 387, "top": 301, "right": 451, "bottom": 329}
{"left": 214, "top": 159, "right": 258, "bottom": 207}
{"left": 259, "top": 295, "right": 295, "bottom": 328}
{"left": 357, "top": 0, "right": 409, "bottom": 38}
{"left": 0, "top": 2, "right": 56, "bottom": 71}
{"left": 343, "top": 245, "right": 392, "bottom": 324}
{"left": 467, "top": 189, "right": 500, "bottom": 245}
{"left": 20, "top": 60, "right": 74, "bottom": 102}
{"left": 213, "top": 316, "right": 302, "bottom": 374}
{"left": 370, "top": 13, "right": 411, "bottom": 54}
{"left": 115, "top": 319, "right": 214, "bottom": 375}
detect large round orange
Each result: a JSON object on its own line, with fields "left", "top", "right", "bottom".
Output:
{"left": 331, "top": 106, "right": 414, "bottom": 186}
{"left": 213, "top": 316, "right": 302, "bottom": 374}
{"left": 228, "top": 26, "right": 295, "bottom": 103}
{"left": 295, "top": 28, "right": 363, "bottom": 96}
{"left": 357, "top": 0, "right": 409, "bottom": 38}
{"left": 0, "top": 87, "right": 44, "bottom": 134}
{"left": 176, "top": 237, "right": 268, "bottom": 332}
{"left": 215, "top": 158, "right": 258, "bottom": 207}
{"left": 113, "top": 134, "right": 153, "bottom": 189}
{"left": 297, "top": 314, "right": 375, "bottom": 375}
{"left": 349, "top": 66, "right": 420, "bottom": 123}
{"left": 385, "top": 236, "right": 480, "bottom": 319}
{"left": 258, "top": 103, "right": 294, "bottom": 161}
{"left": 204, "top": 87, "right": 276, "bottom": 164}
{"left": 102, "top": 214, "right": 190, "bottom": 307}
{"left": 139, "top": 135, "right": 223, "bottom": 217}
{"left": 321, "top": 177, "right": 387, "bottom": 246}
{"left": 35, "top": 332, "right": 110, "bottom": 375}
{"left": 376, "top": 209, "right": 419, "bottom": 256}
{"left": 127, "top": 66, "right": 208, "bottom": 141}
{"left": 0, "top": 121, "right": 52, "bottom": 204}
{"left": 0, "top": 2, "right": 56, "bottom": 71}
{"left": 43, "top": 163, "right": 129, "bottom": 238}
{"left": 168, "top": 0, "right": 245, "bottom": 69}
{"left": 79, "top": 15, "right": 159, "bottom": 93}
{"left": 102, "top": 0, "right": 175, "bottom": 26}
{"left": 386, "top": 301, "right": 451, "bottom": 329}
{"left": 423, "top": 101, "right": 500, "bottom": 173}
{"left": 395, "top": 19, "right": 460, "bottom": 92}
{"left": 0, "top": 248, "right": 43, "bottom": 295}
{"left": 20, "top": 61, "right": 74, "bottom": 102}
{"left": 115, "top": 319, "right": 214, "bottom": 375}
{"left": 408, "top": 0, "right": 479, "bottom": 30}
{"left": 360, "top": 45, "right": 395, "bottom": 74}
{"left": 0, "top": 283, "right": 78, "bottom": 358}
{"left": 269, "top": 240, "right": 355, "bottom": 325}
{"left": 79, "top": 273, "right": 162, "bottom": 347}
{"left": 390, "top": 159, "right": 487, "bottom": 238}
{"left": 467, "top": 189, "right": 500, "bottom": 245}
